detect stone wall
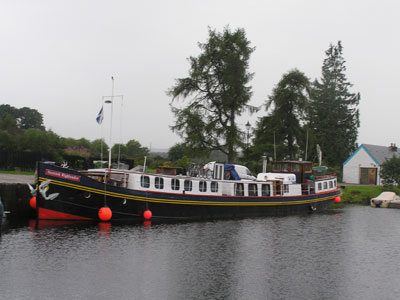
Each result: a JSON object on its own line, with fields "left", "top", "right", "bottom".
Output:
{"left": 0, "top": 183, "right": 35, "bottom": 218}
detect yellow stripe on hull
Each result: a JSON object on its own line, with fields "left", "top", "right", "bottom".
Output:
{"left": 39, "top": 177, "right": 338, "bottom": 207}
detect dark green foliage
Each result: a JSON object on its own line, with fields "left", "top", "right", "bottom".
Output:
{"left": 17, "top": 107, "right": 45, "bottom": 130}
{"left": 380, "top": 156, "right": 400, "bottom": 186}
{"left": 310, "top": 41, "right": 360, "bottom": 166}
{"left": 0, "top": 104, "right": 45, "bottom": 131}
{"left": 254, "top": 69, "right": 310, "bottom": 160}
{"left": 90, "top": 139, "right": 108, "bottom": 159}
{"left": 111, "top": 139, "right": 149, "bottom": 160}
{"left": 168, "top": 143, "right": 189, "bottom": 161}
{"left": 168, "top": 26, "right": 255, "bottom": 163}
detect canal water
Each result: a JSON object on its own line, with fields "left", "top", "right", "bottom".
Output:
{"left": 1, "top": 206, "right": 400, "bottom": 300}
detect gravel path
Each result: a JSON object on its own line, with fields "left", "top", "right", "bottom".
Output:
{"left": 0, "top": 174, "right": 35, "bottom": 184}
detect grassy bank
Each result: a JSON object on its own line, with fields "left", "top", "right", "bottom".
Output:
{"left": 334, "top": 185, "right": 400, "bottom": 207}
{"left": 0, "top": 170, "right": 35, "bottom": 175}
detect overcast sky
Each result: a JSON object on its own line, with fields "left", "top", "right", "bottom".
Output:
{"left": 1, "top": 0, "right": 399, "bottom": 151}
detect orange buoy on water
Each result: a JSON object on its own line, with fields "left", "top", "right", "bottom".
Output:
{"left": 143, "top": 210, "right": 152, "bottom": 220}
{"left": 98, "top": 206, "right": 112, "bottom": 221}
{"left": 334, "top": 196, "right": 341, "bottom": 203}
{"left": 29, "top": 196, "right": 37, "bottom": 209}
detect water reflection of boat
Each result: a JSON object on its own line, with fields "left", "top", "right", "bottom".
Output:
{"left": 370, "top": 192, "right": 400, "bottom": 208}
{"left": 28, "top": 219, "right": 94, "bottom": 231}
{"left": 29, "top": 160, "right": 341, "bottom": 223}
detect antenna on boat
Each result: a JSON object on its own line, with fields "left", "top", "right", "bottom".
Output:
{"left": 316, "top": 144, "right": 322, "bottom": 166}
{"left": 117, "top": 95, "right": 123, "bottom": 169}
{"left": 305, "top": 130, "right": 309, "bottom": 161}
{"left": 273, "top": 131, "right": 276, "bottom": 161}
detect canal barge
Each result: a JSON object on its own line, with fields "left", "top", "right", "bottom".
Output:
{"left": 29, "top": 160, "right": 341, "bottom": 222}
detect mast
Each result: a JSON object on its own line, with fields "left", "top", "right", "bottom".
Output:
{"left": 108, "top": 76, "right": 114, "bottom": 170}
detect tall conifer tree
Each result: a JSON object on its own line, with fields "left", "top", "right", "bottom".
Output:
{"left": 311, "top": 41, "right": 360, "bottom": 166}
{"left": 168, "top": 26, "right": 255, "bottom": 163}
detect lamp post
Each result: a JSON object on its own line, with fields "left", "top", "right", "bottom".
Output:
{"left": 245, "top": 121, "right": 251, "bottom": 165}
{"left": 102, "top": 77, "right": 124, "bottom": 170}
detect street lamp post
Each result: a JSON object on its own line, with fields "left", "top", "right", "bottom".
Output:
{"left": 245, "top": 121, "right": 251, "bottom": 165}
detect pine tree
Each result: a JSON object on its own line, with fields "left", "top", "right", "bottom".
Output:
{"left": 311, "top": 41, "right": 360, "bottom": 166}
{"left": 168, "top": 26, "right": 255, "bottom": 163}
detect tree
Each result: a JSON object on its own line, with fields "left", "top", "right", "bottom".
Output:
{"left": 125, "top": 139, "right": 149, "bottom": 158}
{"left": 310, "top": 41, "right": 360, "bottom": 166}
{"left": 380, "top": 156, "right": 400, "bottom": 186}
{"left": 263, "top": 69, "right": 311, "bottom": 159}
{"left": 168, "top": 143, "right": 189, "bottom": 162}
{"left": 168, "top": 26, "right": 255, "bottom": 163}
{"left": 17, "top": 107, "right": 45, "bottom": 130}
{"left": 90, "top": 139, "right": 109, "bottom": 159}
{"left": 0, "top": 104, "right": 45, "bottom": 131}
{"left": 0, "top": 104, "right": 19, "bottom": 133}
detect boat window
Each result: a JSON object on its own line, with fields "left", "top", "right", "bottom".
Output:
{"left": 184, "top": 180, "right": 192, "bottom": 191}
{"left": 334, "top": 179, "right": 337, "bottom": 187}
{"left": 262, "top": 184, "right": 270, "bottom": 196}
{"left": 155, "top": 177, "right": 164, "bottom": 189}
{"left": 248, "top": 184, "right": 258, "bottom": 196}
{"left": 318, "top": 182, "right": 322, "bottom": 191}
{"left": 284, "top": 184, "right": 289, "bottom": 193}
{"left": 329, "top": 181, "right": 333, "bottom": 188}
{"left": 272, "top": 163, "right": 281, "bottom": 172}
{"left": 291, "top": 164, "right": 300, "bottom": 172}
{"left": 235, "top": 183, "right": 244, "bottom": 196}
{"left": 323, "top": 182, "right": 327, "bottom": 189}
{"left": 199, "top": 181, "right": 207, "bottom": 192}
{"left": 282, "top": 163, "right": 290, "bottom": 172}
{"left": 303, "top": 164, "right": 312, "bottom": 172}
{"left": 140, "top": 175, "right": 150, "bottom": 188}
{"left": 171, "top": 178, "right": 180, "bottom": 191}
{"left": 211, "top": 181, "right": 218, "bottom": 192}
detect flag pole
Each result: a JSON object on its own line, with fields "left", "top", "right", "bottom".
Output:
{"left": 108, "top": 76, "right": 114, "bottom": 170}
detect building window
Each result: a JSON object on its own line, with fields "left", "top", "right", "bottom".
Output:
{"left": 249, "top": 184, "right": 258, "bottom": 196}
{"left": 140, "top": 176, "right": 150, "bottom": 188}
{"left": 211, "top": 181, "right": 218, "bottom": 192}
{"left": 199, "top": 181, "right": 207, "bottom": 192}
{"left": 262, "top": 184, "right": 270, "bottom": 196}
{"left": 171, "top": 178, "right": 180, "bottom": 190}
{"left": 184, "top": 180, "right": 192, "bottom": 191}
{"left": 235, "top": 183, "right": 244, "bottom": 196}
{"left": 155, "top": 177, "right": 164, "bottom": 189}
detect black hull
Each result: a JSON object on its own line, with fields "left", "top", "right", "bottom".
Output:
{"left": 35, "top": 163, "right": 341, "bottom": 222}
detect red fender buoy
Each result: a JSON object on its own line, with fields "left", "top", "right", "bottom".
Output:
{"left": 143, "top": 210, "right": 152, "bottom": 220}
{"left": 334, "top": 196, "right": 341, "bottom": 203}
{"left": 98, "top": 206, "right": 112, "bottom": 221}
{"left": 29, "top": 196, "right": 37, "bottom": 209}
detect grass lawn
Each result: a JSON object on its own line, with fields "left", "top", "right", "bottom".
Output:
{"left": 0, "top": 170, "right": 35, "bottom": 175}
{"left": 334, "top": 184, "right": 400, "bottom": 206}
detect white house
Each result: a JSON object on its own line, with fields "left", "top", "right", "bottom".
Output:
{"left": 343, "top": 144, "right": 400, "bottom": 185}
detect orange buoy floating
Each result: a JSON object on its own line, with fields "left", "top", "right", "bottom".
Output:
{"left": 334, "top": 196, "right": 341, "bottom": 203}
{"left": 98, "top": 206, "right": 112, "bottom": 221}
{"left": 29, "top": 196, "right": 37, "bottom": 209}
{"left": 143, "top": 210, "right": 152, "bottom": 220}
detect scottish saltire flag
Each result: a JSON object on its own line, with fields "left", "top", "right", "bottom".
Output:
{"left": 96, "top": 106, "right": 104, "bottom": 124}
